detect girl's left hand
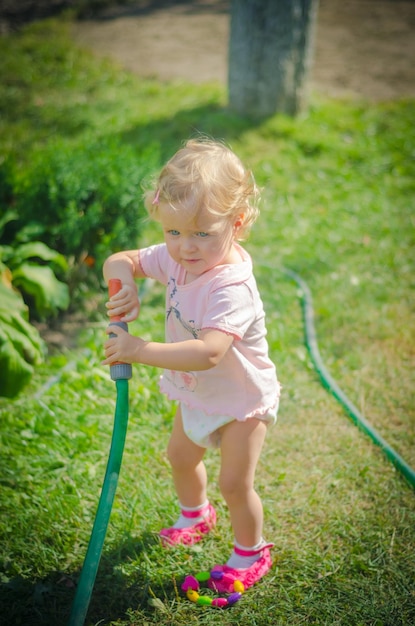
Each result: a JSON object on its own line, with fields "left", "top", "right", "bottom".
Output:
{"left": 102, "top": 325, "right": 146, "bottom": 365}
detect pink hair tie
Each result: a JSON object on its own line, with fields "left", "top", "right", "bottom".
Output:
{"left": 152, "top": 189, "right": 160, "bottom": 205}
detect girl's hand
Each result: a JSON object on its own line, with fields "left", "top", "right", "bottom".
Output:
{"left": 105, "top": 284, "right": 140, "bottom": 322}
{"left": 102, "top": 326, "right": 147, "bottom": 365}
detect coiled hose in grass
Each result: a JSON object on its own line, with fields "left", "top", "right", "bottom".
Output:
{"left": 68, "top": 279, "right": 132, "bottom": 626}
{"left": 283, "top": 267, "right": 415, "bottom": 491}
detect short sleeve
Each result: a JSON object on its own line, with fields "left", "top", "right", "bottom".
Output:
{"left": 139, "top": 244, "right": 171, "bottom": 285}
{"left": 201, "top": 283, "right": 255, "bottom": 339}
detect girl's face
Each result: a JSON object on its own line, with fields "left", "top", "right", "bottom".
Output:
{"left": 158, "top": 203, "right": 241, "bottom": 281}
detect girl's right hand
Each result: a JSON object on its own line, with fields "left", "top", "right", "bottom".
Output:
{"left": 105, "top": 283, "right": 140, "bottom": 322}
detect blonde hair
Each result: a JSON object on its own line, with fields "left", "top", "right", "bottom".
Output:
{"left": 144, "top": 138, "right": 260, "bottom": 240}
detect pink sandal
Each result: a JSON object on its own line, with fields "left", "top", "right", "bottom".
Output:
{"left": 159, "top": 503, "right": 216, "bottom": 547}
{"left": 208, "top": 542, "right": 274, "bottom": 593}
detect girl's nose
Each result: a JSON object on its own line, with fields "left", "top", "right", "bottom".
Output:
{"left": 181, "top": 236, "right": 196, "bottom": 252}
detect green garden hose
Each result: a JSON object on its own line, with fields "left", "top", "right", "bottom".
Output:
{"left": 68, "top": 279, "right": 132, "bottom": 626}
{"left": 282, "top": 267, "right": 415, "bottom": 491}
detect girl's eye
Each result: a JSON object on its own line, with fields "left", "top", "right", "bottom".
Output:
{"left": 197, "top": 232, "right": 209, "bottom": 238}
{"left": 168, "top": 230, "right": 180, "bottom": 236}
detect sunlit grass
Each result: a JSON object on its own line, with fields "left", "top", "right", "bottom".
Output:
{"left": 0, "top": 16, "right": 414, "bottom": 626}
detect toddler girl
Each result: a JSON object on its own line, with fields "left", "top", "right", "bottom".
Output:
{"left": 102, "top": 138, "right": 281, "bottom": 592}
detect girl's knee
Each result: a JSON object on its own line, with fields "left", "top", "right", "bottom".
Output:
{"left": 167, "top": 438, "right": 186, "bottom": 469}
{"left": 219, "top": 471, "right": 249, "bottom": 501}
{"left": 167, "top": 434, "right": 205, "bottom": 471}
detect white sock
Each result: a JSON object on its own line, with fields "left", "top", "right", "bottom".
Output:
{"left": 226, "top": 538, "right": 266, "bottom": 569}
{"left": 172, "top": 500, "right": 209, "bottom": 529}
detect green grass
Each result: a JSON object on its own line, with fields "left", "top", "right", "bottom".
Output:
{"left": 1, "top": 16, "right": 415, "bottom": 626}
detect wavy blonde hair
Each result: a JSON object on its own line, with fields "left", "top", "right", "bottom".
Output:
{"left": 144, "top": 138, "right": 260, "bottom": 240}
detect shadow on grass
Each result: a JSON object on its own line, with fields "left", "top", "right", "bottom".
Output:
{"left": 118, "top": 101, "right": 271, "bottom": 162}
{"left": 0, "top": 531, "right": 175, "bottom": 626}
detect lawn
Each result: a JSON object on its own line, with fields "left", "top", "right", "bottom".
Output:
{"left": 0, "top": 16, "right": 414, "bottom": 626}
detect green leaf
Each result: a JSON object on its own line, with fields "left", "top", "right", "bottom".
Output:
{"left": 8, "top": 241, "right": 68, "bottom": 271}
{"left": 0, "top": 209, "right": 18, "bottom": 238}
{"left": 12, "top": 263, "right": 69, "bottom": 318}
{"left": 0, "top": 282, "right": 44, "bottom": 398}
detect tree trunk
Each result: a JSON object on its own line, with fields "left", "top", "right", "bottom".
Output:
{"left": 228, "top": 0, "right": 319, "bottom": 117}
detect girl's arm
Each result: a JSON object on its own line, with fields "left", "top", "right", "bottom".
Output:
{"left": 102, "top": 327, "right": 234, "bottom": 371}
{"left": 103, "top": 250, "right": 146, "bottom": 322}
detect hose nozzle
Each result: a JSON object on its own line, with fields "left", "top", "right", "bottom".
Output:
{"left": 108, "top": 279, "right": 132, "bottom": 381}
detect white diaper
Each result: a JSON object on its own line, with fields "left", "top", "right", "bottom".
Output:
{"left": 181, "top": 402, "right": 278, "bottom": 449}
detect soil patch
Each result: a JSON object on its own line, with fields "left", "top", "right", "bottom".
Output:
{"left": 71, "top": 0, "right": 415, "bottom": 102}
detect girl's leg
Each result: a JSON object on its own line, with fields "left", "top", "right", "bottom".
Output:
{"left": 206, "top": 418, "right": 272, "bottom": 589}
{"left": 219, "top": 418, "right": 268, "bottom": 549}
{"left": 167, "top": 405, "right": 207, "bottom": 508}
{"left": 161, "top": 406, "right": 215, "bottom": 544}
